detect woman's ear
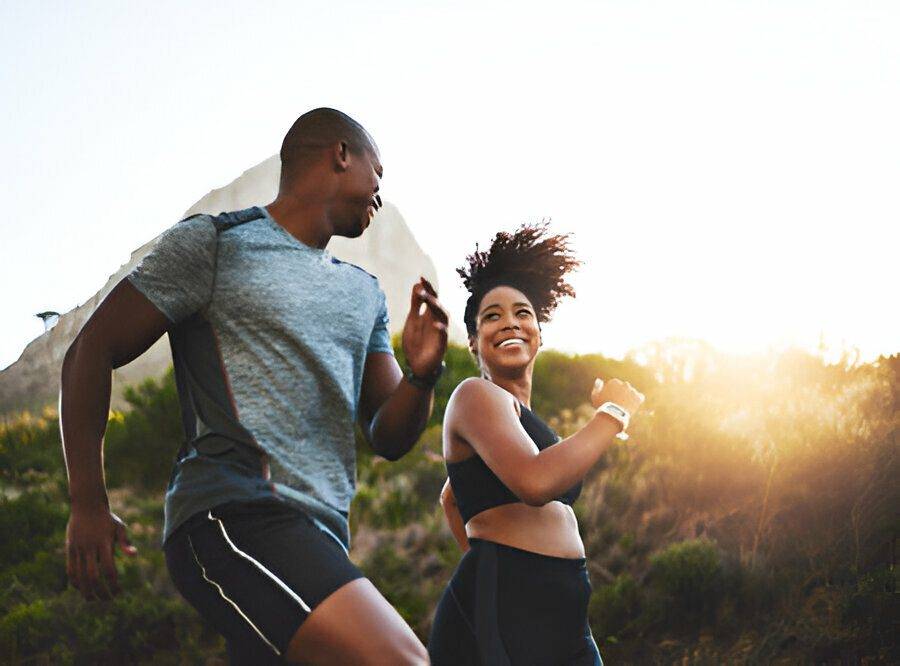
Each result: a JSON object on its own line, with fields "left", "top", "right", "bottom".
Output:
{"left": 467, "top": 334, "right": 478, "bottom": 358}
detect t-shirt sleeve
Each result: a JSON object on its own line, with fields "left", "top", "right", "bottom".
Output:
{"left": 126, "top": 215, "right": 217, "bottom": 324}
{"left": 367, "top": 289, "right": 394, "bottom": 355}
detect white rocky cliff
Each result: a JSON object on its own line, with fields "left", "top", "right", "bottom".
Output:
{"left": 0, "top": 156, "right": 462, "bottom": 415}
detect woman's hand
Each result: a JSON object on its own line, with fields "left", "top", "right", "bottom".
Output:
{"left": 591, "top": 378, "right": 645, "bottom": 417}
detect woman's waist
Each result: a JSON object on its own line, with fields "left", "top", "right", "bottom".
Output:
{"left": 465, "top": 501, "right": 585, "bottom": 559}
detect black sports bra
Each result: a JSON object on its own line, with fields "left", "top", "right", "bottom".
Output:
{"left": 446, "top": 403, "right": 583, "bottom": 524}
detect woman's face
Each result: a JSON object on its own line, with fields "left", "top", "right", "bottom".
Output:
{"left": 470, "top": 285, "right": 541, "bottom": 376}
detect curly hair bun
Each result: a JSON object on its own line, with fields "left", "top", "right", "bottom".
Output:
{"left": 458, "top": 221, "right": 581, "bottom": 336}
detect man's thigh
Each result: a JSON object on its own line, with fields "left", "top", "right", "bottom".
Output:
{"left": 286, "top": 577, "right": 427, "bottom": 665}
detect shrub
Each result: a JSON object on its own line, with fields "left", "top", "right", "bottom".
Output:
{"left": 0, "top": 409, "right": 64, "bottom": 481}
{"left": 648, "top": 538, "right": 724, "bottom": 627}
{"left": 589, "top": 574, "right": 641, "bottom": 640}
{"left": 0, "top": 492, "right": 68, "bottom": 570}
{"left": 104, "top": 369, "right": 184, "bottom": 490}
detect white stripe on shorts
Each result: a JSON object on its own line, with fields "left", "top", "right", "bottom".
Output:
{"left": 188, "top": 535, "right": 281, "bottom": 656}
{"left": 311, "top": 515, "right": 350, "bottom": 555}
{"left": 208, "top": 510, "right": 313, "bottom": 613}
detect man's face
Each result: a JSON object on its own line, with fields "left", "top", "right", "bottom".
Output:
{"left": 334, "top": 143, "right": 383, "bottom": 238}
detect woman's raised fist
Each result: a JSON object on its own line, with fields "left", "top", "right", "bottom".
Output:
{"left": 591, "top": 377, "right": 645, "bottom": 416}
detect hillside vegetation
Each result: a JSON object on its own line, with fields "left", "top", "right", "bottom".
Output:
{"left": 0, "top": 340, "right": 896, "bottom": 664}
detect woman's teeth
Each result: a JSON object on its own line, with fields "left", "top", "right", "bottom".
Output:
{"left": 498, "top": 339, "right": 524, "bottom": 348}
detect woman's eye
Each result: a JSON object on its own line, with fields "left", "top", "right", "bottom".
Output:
{"left": 517, "top": 310, "right": 532, "bottom": 317}
{"left": 484, "top": 313, "right": 499, "bottom": 321}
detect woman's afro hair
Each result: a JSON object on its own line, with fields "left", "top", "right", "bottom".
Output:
{"left": 458, "top": 222, "right": 581, "bottom": 336}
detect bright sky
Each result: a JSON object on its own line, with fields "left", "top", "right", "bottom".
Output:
{"left": 2, "top": 0, "right": 898, "bottom": 371}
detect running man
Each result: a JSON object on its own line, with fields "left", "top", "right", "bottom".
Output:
{"left": 60, "top": 108, "right": 446, "bottom": 664}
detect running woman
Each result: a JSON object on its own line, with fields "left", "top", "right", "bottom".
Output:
{"left": 428, "top": 223, "right": 644, "bottom": 665}
{"left": 61, "top": 108, "right": 447, "bottom": 664}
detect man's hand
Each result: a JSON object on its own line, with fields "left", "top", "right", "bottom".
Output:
{"left": 66, "top": 505, "right": 137, "bottom": 600}
{"left": 401, "top": 277, "right": 449, "bottom": 377}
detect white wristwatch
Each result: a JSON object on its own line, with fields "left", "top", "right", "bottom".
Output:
{"left": 597, "top": 402, "right": 630, "bottom": 441}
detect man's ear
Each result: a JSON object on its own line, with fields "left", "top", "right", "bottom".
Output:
{"left": 333, "top": 141, "right": 351, "bottom": 171}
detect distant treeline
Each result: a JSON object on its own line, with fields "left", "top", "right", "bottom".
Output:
{"left": 0, "top": 341, "right": 896, "bottom": 663}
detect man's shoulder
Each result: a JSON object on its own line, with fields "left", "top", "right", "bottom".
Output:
{"left": 176, "top": 207, "right": 266, "bottom": 234}
{"left": 330, "top": 257, "right": 380, "bottom": 283}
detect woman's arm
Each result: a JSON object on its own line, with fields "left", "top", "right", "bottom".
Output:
{"left": 439, "top": 478, "right": 470, "bottom": 552}
{"left": 448, "top": 377, "right": 643, "bottom": 506}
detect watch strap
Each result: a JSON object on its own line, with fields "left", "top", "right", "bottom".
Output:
{"left": 597, "top": 401, "right": 630, "bottom": 433}
{"left": 405, "top": 361, "right": 446, "bottom": 390}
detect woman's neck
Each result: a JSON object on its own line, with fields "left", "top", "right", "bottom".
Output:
{"left": 483, "top": 370, "right": 533, "bottom": 410}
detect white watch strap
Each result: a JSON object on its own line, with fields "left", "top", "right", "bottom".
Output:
{"left": 597, "top": 401, "right": 630, "bottom": 440}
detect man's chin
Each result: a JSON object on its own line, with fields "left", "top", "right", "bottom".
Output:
{"left": 335, "top": 219, "right": 368, "bottom": 239}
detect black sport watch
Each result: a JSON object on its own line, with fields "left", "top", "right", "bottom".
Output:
{"left": 405, "top": 361, "right": 446, "bottom": 390}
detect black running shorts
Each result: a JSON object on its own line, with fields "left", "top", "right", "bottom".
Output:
{"left": 164, "top": 498, "right": 365, "bottom": 664}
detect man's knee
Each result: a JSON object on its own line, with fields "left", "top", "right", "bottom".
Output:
{"left": 393, "top": 635, "right": 429, "bottom": 665}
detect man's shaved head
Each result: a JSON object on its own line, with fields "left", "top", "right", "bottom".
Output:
{"left": 279, "top": 108, "right": 376, "bottom": 191}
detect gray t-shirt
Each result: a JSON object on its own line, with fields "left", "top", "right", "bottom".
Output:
{"left": 127, "top": 206, "right": 393, "bottom": 549}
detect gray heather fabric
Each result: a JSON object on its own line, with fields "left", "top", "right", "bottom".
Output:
{"left": 127, "top": 206, "right": 393, "bottom": 549}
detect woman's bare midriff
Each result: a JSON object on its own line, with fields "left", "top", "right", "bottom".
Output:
{"left": 465, "top": 501, "right": 585, "bottom": 559}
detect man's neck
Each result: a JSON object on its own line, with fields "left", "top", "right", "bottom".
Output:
{"left": 265, "top": 192, "right": 334, "bottom": 250}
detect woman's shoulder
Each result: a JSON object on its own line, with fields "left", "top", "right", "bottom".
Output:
{"left": 448, "top": 377, "right": 521, "bottom": 417}
{"left": 453, "top": 375, "right": 492, "bottom": 396}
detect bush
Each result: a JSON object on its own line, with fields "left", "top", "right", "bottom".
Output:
{"left": 353, "top": 425, "right": 445, "bottom": 530}
{"left": 104, "top": 369, "right": 184, "bottom": 490}
{"left": 0, "top": 492, "right": 68, "bottom": 569}
{"left": 648, "top": 538, "right": 723, "bottom": 627}
{"left": 589, "top": 574, "right": 641, "bottom": 640}
{"left": 0, "top": 588, "right": 216, "bottom": 665}
{"left": 0, "top": 409, "right": 64, "bottom": 481}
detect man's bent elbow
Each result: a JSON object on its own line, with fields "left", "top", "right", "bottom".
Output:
{"left": 372, "top": 441, "right": 406, "bottom": 462}
{"left": 61, "top": 336, "right": 85, "bottom": 382}
{"left": 62, "top": 331, "right": 107, "bottom": 379}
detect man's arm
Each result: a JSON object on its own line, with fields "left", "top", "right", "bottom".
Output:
{"left": 357, "top": 353, "right": 432, "bottom": 461}
{"left": 61, "top": 278, "right": 170, "bottom": 599}
{"left": 357, "top": 278, "right": 448, "bottom": 461}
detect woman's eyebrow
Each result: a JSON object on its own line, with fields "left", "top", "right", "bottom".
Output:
{"left": 479, "top": 302, "right": 532, "bottom": 316}
{"left": 479, "top": 303, "right": 500, "bottom": 316}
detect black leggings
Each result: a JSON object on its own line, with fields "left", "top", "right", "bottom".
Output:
{"left": 428, "top": 538, "right": 603, "bottom": 666}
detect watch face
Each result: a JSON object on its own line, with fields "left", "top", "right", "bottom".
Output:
{"left": 608, "top": 404, "right": 627, "bottom": 418}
